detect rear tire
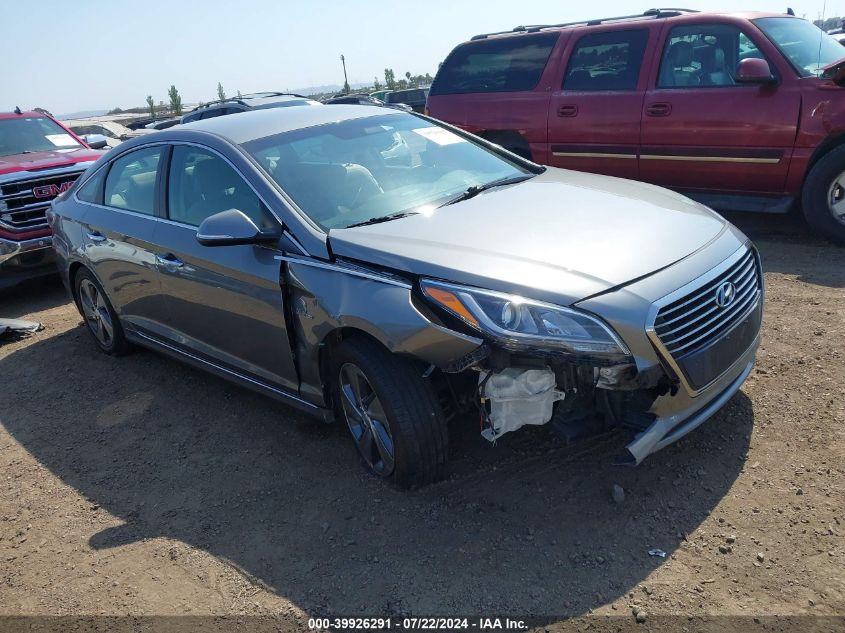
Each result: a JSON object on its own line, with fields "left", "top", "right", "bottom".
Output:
{"left": 331, "top": 337, "right": 447, "bottom": 488}
{"left": 801, "top": 146, "right": 845, "bottom": 245}
{"left": 74, "top": 269, "right": 130, "bottom": 355}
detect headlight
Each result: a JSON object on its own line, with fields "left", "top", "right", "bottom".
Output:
{"left": 421, "top": 279, "right": 630, "bottom": 357}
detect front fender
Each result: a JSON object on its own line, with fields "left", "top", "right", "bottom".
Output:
{"left": 281, "top": 257, "right": 483, "bottom": 405}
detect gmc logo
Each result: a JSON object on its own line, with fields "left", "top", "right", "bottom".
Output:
{"left": 32, "top": 180, "right": 76, "bottom": 199}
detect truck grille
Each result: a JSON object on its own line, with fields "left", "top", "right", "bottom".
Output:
{"left": 0, "top": 171, "right": 84, "bottom": 233}
{"left": 653, "top": 248, "right": 762, "bottom": 388}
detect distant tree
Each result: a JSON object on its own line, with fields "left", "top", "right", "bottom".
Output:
{"left": 815, "top": 16, "right": 843, "bottom": 31}
{"left": 384, "top": 68, "right": 396, "bottom": 90}
{"left": 373, "top": 76, "right": 382, "bottom": 90}
{"left": 236, "top": 89, "right": 243, "bottom": 98}
{"left": 145, "top": 95, "right": 155, "bottom": 119}
{"left": 217, "top": 82, "right": 226, "bottom": 101}
{"left": 397, "top": 79, "right": 408, "bottom": 90}
{"left": 405, "top": 71, "right": 412, "bottom": 83}
{"left": 424, "top": 72, "right": 433, "bottom": 85}
{"left": 167, "top": 85, "right": 183, "bottom": 115}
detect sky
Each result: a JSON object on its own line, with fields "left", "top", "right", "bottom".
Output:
{"left": 1, "top": 0, "right": 841, "bottom": 115}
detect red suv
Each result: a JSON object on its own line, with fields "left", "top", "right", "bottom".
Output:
{"left": 1, "top": 111, "right": 103, "bottom": 290}
{"left": 428, "top": 9, "right": 845, "bottom": 243}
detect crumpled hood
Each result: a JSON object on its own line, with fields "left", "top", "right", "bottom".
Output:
{"left": 328, "top": 168, "right": 727, "bottom": 304}
{"left": 0, "top": 148, "right": 103, "bottom": 176}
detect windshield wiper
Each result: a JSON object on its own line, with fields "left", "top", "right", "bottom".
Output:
{"left": 346, "top": 211, "right": 419, "bottom": 228}
{"left": 438, "top": 174, "right": 534, "bottom": 208}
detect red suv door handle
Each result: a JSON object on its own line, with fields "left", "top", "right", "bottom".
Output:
{"left": 646, "top": 103, "right": 672, "bottom": 117}
{"left": 558, "top": 104, "right": 578, "bottom": 117}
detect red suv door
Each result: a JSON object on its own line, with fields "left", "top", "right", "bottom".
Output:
{"left": 639, "top": 19, "right": 801, "bottom": 195}
{"left": 548, "top": 24, "right": 660, "bottom": 180}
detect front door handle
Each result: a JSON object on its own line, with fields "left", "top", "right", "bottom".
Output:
{"left": 646, "top": 102, "right": 672, "bottom": 117}
{"left": 155, "top": 253, "right": 184, "bottom": 269}
{"left": 86, "top": 231, "right": 107, "bottom": 243}
{"left": 558, "top": 104, "right": 578, "bottom": 117}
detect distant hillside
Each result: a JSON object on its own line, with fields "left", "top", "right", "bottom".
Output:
{"left": 57, "top": 109, "right": 109, "bottom": 119}
{"left": 291, "top": 82, "right": 370, "bottom": 97}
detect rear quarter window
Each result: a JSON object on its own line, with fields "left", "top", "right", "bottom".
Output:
{"left": 430, "top": 33, "right": 560, "bottom": 95}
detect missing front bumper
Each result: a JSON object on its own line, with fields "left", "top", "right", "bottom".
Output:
{"left": 620, "top": 335, "right": 759, "bottom": 465}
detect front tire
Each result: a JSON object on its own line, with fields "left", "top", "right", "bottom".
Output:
{"left": 74, "top": 269, "right": 130, "bottom": 355}
{"left": 331, "top": 337, "right": 447, "bottom": 488}
{"left": 802, "top": 146, "right": 845, "bottom": 245}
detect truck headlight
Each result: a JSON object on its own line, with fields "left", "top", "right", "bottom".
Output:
{"left": 421, "top": 279, "right": 629, "bottom": 357}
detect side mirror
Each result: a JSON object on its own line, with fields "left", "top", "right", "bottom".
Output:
{"left": 196, "top": 209, "right": 280, "bottom": 247}
{"left": 735, "top": 58, "right": 777, "bottom": 85}
{"left": 83, "top": 133, "right": 109, "bottom": 149}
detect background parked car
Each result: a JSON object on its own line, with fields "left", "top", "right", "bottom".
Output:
{"left": 428, "top": 9, "right": 845, "bottom": 244}
{"left": 323, "top": 93, "right": 413, "bottom": 111}
{"left": 145, "top": 118, "right": 181, "bottom": 130}
{"left": 62, "top": 119, "right": 152, "bottom": 148}
{"left": 370, "top": 89, "right": 393, "bottom": 101}
{"left": 384, "top": 88, "right": 429, "bottom": 112}
{"left": 0, "top": 109, "right": 103, "bottom": 289}
{"left": 180, "top": 92, "right": 322, "bottom": 124}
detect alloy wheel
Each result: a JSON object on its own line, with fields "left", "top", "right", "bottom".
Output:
{"left": 827, "top": 171, "right": 845, "bottom": 226}
{"left": 78, "top": 278, "right": 115, "bottom": 348}
{"left": 338, "top": 362, "right": 395, "bottom": 476}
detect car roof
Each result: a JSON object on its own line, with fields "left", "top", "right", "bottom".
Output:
{"left": 174, "top": 104, "right": 405, "bottom": 144}
{"left": 0, "top": 111, "right": 47, "bottom": 120}
{"left": 468, "top": 10, "right": 795, "bottom": 41}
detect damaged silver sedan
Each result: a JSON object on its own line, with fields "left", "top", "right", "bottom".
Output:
{"left": 49, "top": 106, "right": 762, "bottom": 487}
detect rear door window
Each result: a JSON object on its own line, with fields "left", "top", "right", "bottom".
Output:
{"left": 563, "top": 29, "right": 650, "bottom": 91}
{"left": 103, "top": 146, "right": 163, "bottom": 215}
{"left": 430, "top": 33, "right": 560, "bottom": 95}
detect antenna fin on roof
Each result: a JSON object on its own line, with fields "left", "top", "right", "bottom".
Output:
{"left": 787, "top": 7, "right": 795, "bottom": 15}
{"left": 14, "top": 106, "right": 22, "bottom": 115}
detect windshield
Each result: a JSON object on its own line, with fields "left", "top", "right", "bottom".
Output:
{"left": 0, "top": 116, "right": 83, "bottom": 157}
{"left": 243, "top": 113, "right": 533, "bottom": 230}
{"left": 754, "top": 17, "right": 845, "bottom": 77}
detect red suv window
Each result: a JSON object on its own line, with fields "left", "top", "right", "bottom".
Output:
{"left": 430, "top": 33, "right": 560, "bottom": 95}
{"left": 658, "top": 23, "right": 767, "bottom": 88}
{"left": 563, "top": 29, "right": 650, "bottom": 91}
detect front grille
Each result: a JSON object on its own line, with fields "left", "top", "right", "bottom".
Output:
{"left": 654, "top": 248, "right": 761, "bottom": 373}
{"left": 0, "top": 171, "right": 84, "bottom": 233}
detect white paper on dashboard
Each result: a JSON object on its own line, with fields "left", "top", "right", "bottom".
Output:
{"left": 45, "top": 134, "right": 78, "bottom": 147}
{"left": 412, "top": 127, "right": 465, "bottom": 146}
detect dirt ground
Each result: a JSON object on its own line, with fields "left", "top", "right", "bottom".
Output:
{"left": 0, "top": 212, "right": 843, "bottom": 630}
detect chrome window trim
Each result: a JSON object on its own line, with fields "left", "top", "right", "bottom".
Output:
{"left": 133, "top": 331, "right": 320, "bottom": 410}
{"left": 645, "top": 243, "right": 763, "bottom": 397}
{"left": 273, "top": 254, "right": 412, "bottom": 288}
{"left": 282, "top": 229, "right": 308, "bottom": 256}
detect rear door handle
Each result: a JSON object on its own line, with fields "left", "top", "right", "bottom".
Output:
{"left": 646, "top": 102, "right": 672, "bottom": 117}
{"left": 155, "top": 253, "right": 184, "bottom": 269}
{"left": 557, "top": 104, "right": 578, "bottom": 117}
{"left": 86, "top": 231, "right": 107, "bottom": 243}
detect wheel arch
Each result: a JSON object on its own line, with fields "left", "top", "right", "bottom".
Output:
{"left": 317, "top": 326, "right": 408, "bottom": 412}
{"left": 806, "top": 132, "right": 845, "bottom": 178}
{"left": 67, "top": 261, "right": 92, "bottom": 314}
